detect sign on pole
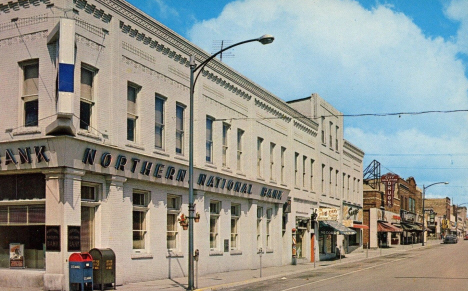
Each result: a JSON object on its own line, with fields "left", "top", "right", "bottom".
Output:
{"left": 381, "top": 173, "right": 399, "bottom": 207}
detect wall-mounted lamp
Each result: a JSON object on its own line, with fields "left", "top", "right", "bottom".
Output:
{"left": 11, "top": 17, "right": 19, "bottom": 22}
{"left": 46, "top": 4, "right": 55, "bottom": 8}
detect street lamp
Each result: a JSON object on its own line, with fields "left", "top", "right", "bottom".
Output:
{"left": 187, "top": 34, "right": 274, "bottom": 290}
{"left": 422, "top": 181, "right": 448, "bottom": 246}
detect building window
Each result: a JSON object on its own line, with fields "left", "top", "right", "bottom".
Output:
{"left": 294, "top": 152, "right": 299, "bottom": 186}
{"left": 335, "top": 126, "right": 339, "bottom": 151}
{"left": 155, "top": 95, "right": 165, "bottom": 149}
{"left": 257, "top": 207, "right": 263, "bottom": 249}
{"left": 80, "top": 66, "right": 96, "bottom": 130}
{"left": 231, "top": 204, "right": 240, "bottom": 250}
{"left": 321, "top": 117, "right": 325, "bottom": 144}
{"left": 237, "top": 129, "right": 244, "bottom": 171}
{"left": 222, "top": 123, "right": 230, "bottom": 167}
{"left": 310, "top": 159, "right": 314, "bottom": 191}
{"left": 270, "top": 143, "right": 275, "bottom": 181}
{"left": 127, "top": 83, "right": 139, "bottom": 142}
{"left": 210, "top": 201, "right": 221, "bottom": 249}
{"left": 176, "top": 104, "right": 185, "bottom": 154}
{"left": 321, "top": 164, "right": 325, "bottom": 194}
{"left": 81, "top": 184, "right": 98, "bottom": 252}
{"left": 343, "top": 173, "right": 346, "bottom": 200}
{"left": 167, "top": 195, "right": 181, "bottom": 250}
{"left": 257, "top": 138, "right": 263, "bottom": 178}
{"left": 335, "top": 170, "right": 339, "bottom": 199}
{"left": 281, "top": 147, "right": 286, "bottom": 184}
{"left": 329, "top": 167, "right": 333, "bottom": 197}
{"left": 133, "top": 190, "right": 149, "bottom": 250}
{"left": 266, "top": 208, "right": 272, "bottom": 249}
{"left": 22, "top": 62, "right": 39, "bottom": 127}
{"left": 302, "top": 156, "right": 307, "bottom": 188}
{"left": 329, "top": 121, "right": 333, "bottom": 148}
{"left": 206, "top": 117, "right": 213, "bottom": 163}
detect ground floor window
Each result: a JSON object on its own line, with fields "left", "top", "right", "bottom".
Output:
{"left": 296, "top": 229, "right": 305, "bottom": 258}
{"left": 0, "top": 225, "right": 45, "bottom": 269}
{"left": 319, "top": 234, "right": 335, "bottom": 254}
{"left": 81, "top": 206, "right": 95, "bottom": 252}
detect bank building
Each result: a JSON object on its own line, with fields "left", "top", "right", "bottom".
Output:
{"left": 0, "top": 0, "right": 364, "bottom": 290}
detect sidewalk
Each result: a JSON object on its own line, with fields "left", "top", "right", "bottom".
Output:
{"left": 120, "top": 239, "right": 442, "bottom": 291}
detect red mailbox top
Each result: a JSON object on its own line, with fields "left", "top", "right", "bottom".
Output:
{"left": 69, "top": 252, "right": 93, "bottom": 262}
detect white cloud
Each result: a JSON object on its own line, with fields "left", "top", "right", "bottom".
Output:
{"left": 188, "top": 0, "right": 468, "bottom": 200}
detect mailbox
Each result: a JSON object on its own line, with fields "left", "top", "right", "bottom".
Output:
{"left": 89, "top": 248, "right": 116, "bottom": 290}
{"left": 69, "top": 253, "right": 93, "bottom": 291}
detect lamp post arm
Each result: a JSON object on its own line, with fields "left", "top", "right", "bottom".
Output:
{"left": 191, "top": 37, "right": 263, "bottom": 92}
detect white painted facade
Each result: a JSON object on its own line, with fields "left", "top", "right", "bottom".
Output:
{"left": 0, "top": 0, "right": 364, "bottom": 290}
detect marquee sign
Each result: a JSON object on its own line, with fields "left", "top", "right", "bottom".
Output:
{"left": 381, "top": 173, "right": 399, "bottom": 207}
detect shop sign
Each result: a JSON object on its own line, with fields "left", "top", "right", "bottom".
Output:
{"left": 0, "top": 146, "right": 49, "bottom": 167}
{"left": 317, "top": 208, "right": 339, "bottom": 221}
{"left": 9, "top": 243, "right": 24, "bottom": 268}
{"left": 381, "top": 173, "right": 399, "bottom": 207}
{"left": 46, "top": 225, "right": 61, "bottom": 251}
{"left": 82, "top": 148, "right": 283, "bottom": 201}
{"left": 343, "top": 206, "right": 362, "bottom": 220}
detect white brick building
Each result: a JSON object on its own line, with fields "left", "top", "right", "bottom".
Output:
{"left": 0, "top": 0, "right": 364, "bottom": 290}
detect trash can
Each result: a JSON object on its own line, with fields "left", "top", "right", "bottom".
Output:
{"left": 69, "top": 253, "right": 93, "bottom": 291}
{"left": 89, "top": 248, "right": 116, "bottom": 290}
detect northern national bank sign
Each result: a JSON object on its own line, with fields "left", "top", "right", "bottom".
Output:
{"left": 82, "top": 148, "right": 284, "bottom": 201}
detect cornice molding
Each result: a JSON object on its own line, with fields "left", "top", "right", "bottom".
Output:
{"left": 293, "top": 120, "right": 318, "bottom": 137}
{"left": 0, "top": 0, "right": 51, "bottom": 14}
{"left": 255, "top": 98, "right": 291, "bottom": 123}
{"left": 344, "top": 140, "right": 364, "bottom": 158}
{"left": 74, "top": 0, "right": 112, "bottom": 23}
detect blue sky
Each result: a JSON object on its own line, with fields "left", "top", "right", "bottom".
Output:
{"left": 126, "top": 0, "right": 468, "bottom": 202}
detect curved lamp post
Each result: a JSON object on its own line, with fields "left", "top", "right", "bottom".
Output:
{"left": 187, "top": 34, "right": 274, "bottom": 290}
{"left": 422, "top": 181, "right": 448, "bottom": 246}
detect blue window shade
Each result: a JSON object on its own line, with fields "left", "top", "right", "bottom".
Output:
{"left": 58, "top": 63, "right": 75, "bottom": 92}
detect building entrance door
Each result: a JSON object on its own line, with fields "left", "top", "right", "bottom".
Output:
{"left": 81, "top": 206, "right": 95, "bottom": 252}
{"left": 310, "top": 233, "right": 315, "bottom": 262}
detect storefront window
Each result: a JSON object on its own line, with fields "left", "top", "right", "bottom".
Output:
{"left": 0, "top": 174, "right": 46, "bottom": 269}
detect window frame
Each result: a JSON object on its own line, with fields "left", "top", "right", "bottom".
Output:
{"left": 237, "top": 129, "right": 244, "bottom": 172}
{"left": 167, "top": 194, "right": 181, "bottom": 251}
{"left": 206, "top": 116, "right": 214, "bottom": 163}
{"left": 230, "top": 203, "right": 240, "bottom": 250}
{"left": 127, "top": 83, "right": 140, "bottom": 142}
{"left": 176, "top": 103, "right": 185, "bottom": 155}
{"left": 222, "top": 123, "right": 230, "bottom": 168}
{"left": 132, "top": 190, "right": 149, "bottom": 251}
{"left": 80, "top": 65, "right": 97, "bottom": 131}
{"left": 21, "top": 61, "right": 39, "bottom": 127}
{"left": 210, "top": 201, "right": 221, "bottom": 250}
{"left": 257, "top": 138, "right": 263, "bottom": 178}
{"left": 155, "top": 95, "right": 166, "bottom": 149}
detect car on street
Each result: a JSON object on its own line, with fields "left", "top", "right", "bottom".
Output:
{"left": 464, "top": 234, "right": 468, "bottom": 240}
{"left": 444, "top": 235, "right": 458, "bottom": 244}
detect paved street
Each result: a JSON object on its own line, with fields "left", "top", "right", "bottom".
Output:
{"left": 223, "top": 240, "right": 467, "bottom": 291}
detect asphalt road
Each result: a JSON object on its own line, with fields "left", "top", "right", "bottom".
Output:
{"left": 224, "top": 241, "right": 468, "bottom": 291}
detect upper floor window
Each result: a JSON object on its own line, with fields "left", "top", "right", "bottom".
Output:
{"left": 80, "top": 66, "right": 96, "bottom": 131}
{"left": 329, "top": 121, "right": 333, "bottom": 148}
{"left": 176, "top": 104, "right": 185, "bottom": 155}
{"left": 257, "top": 138, "right": 263, "bottom": 178}
{"left": 270, "top": 143, "right": 275, "bottom": 181}
{"left": 321, "top": 117, "right": 325, "bottom": 144}
{"left": 310, "top": 159, "right": 314, "bottom": 191}
{"left": 222, "top": 123, "right": 230, "bottom": 168}
{"left": 281, "top": 147, "right": 286, "bottom": 184}
{"left": 127, "top": 83, "right": 139, "bottom": 142}
{"left": 155, "top": 95, "right": 165, "bottom": 149}
{"left": 302, "top": 156, "right": 307, "bottom": 188}
{"left": 294, "top": 152, "right": 299, "bottom": 186}
{"left": 335, "top": 126, "right": 339, "bottom": 151}
{"left": 206, "top": 117, "right": 214, "bottom": 163}
{"left": 237, "top": 129, "right": 244, "bottom": 171}
{"left": 22, "top": 61, "right": 39, "bottom": 127}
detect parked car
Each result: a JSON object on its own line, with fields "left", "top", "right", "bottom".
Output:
{"left": 444, "top": 235, "right": 458, "bottom": 244}
{"left": 464, "top": 234, "right": 468, "bottom": 240}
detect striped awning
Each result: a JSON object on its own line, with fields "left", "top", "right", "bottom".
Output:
{"left": 378, "top": 221, "right": 403, "bottom": 232}
{"left": 319, "top": 220, "right": 357, "bottom": 235}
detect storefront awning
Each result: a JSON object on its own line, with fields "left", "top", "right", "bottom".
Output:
{"left": 377, "top": 221, "right": 403, "bottom": 232}
{"left": 352, "top": 223, "right": 369, "bottom": 230}
{"left": 319, "top": 220, "right": 357, "bottom": 235}
{"left": 400, "top": 223, "right": 422, "bottom": 232}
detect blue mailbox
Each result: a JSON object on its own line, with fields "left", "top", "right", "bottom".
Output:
{"left": 69, "top": 253, "right": 93, "bottom": 291}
